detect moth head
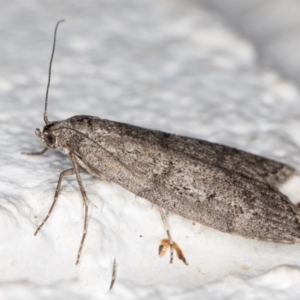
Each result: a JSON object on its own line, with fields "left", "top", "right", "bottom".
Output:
{"left": 35, "top": 123, "right": 59, "bottom": 150}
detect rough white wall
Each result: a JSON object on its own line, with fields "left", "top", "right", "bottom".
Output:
{"left": 1, "top": 0, "right": 300, "bottom": 299}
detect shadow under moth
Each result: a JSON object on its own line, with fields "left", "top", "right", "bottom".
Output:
{"left": 25, "top": 20, "right": 300, "bottom": 266}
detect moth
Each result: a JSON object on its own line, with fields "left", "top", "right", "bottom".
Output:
{"left": 25, "top": 20, "right": 300, "bottom": 265}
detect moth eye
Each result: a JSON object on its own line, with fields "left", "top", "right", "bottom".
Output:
{"left": 45, "top": 133, "right": 56, "bottom": 145}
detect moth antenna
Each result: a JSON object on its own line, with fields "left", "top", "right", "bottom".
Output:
{"left": 44, "top": 19, "right": 65, "bottom": 124}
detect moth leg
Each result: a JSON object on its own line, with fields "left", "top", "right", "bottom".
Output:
{"left": 158, "top": 207, "right": 174, "bottom": 264}
{"left": 109, "top": 258, "right": 117, "bottom": 290}
{"left": 158, "top": 207, "right": 188, "bottom": 265}
{"left": 34, "top": 167, "right": 77, "bottom": 236}
{"left": 160, "top": 239, "right": 188, "bottom": 266}
{"left": 70, "top": 153, "right": 90, "bottom": 265}
{"left": 22, "top": 147, "right": 48, "bottom": 156}
{"left": 173, "top": 241, "right": 188, "bottom": 265}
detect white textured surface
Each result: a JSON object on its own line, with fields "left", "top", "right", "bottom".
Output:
{"left": 1, "top": 0, "right": 300, "bottom": 299}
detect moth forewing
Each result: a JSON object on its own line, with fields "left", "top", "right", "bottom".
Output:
{"left": 59, "top": 115, "right": 295, "bottom": 187}
{"left": 62, "top": 116, "right": 300, "bottom": 244}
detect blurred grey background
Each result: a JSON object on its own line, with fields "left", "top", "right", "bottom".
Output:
{"left": 199, "top": 0, "right": 300, "bottom": 86}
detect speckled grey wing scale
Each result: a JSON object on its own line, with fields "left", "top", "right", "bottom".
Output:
{"left": 66, "top": 116, "right": 300, "bottom": 245}
{"left": 87, "top": 118, "right": 295, "bottom": 188}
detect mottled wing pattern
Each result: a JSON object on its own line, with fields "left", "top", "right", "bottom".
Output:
{"left": 94, "top": 118, "right": 295, "bottom": 187}
{"left": 64, "top": 116, "right": 300, "bottom": 243}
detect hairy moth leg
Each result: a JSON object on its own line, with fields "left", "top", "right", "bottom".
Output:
{"left": 70, "top": 153, "right": 90, "bottom": 265}
{"left": 34, "top": 167, "right": 78, "bottom": 236}
{"left": 109, "top": 258, "right": 117, "bottom": 290}
{"left": 158, "top": 207, "right": 174, "bottom": 264}
{"left": 158, "top": 207, "right": 188, "bottom": 265}
{"left": 22, "top": 147, "right": 48, "bottom": 156}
